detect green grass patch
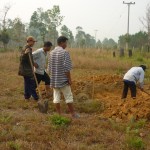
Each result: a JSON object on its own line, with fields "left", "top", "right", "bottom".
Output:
{"left": 8, "top": 141, "right": 21, "bottom": 150}
{"left": 136, "top": 57, "right": 144, "bottom": 62}
{"left": 48, "top": 114, "right": 71, "bottom": 127}
{"left": 0, "top": 115, "right": 12, "bottom": 124}
{"left": 128, "top": 119, "right": 147, "bottom": 130}
{"left": 126, "top": 136, "right": 145, "bottom": 150}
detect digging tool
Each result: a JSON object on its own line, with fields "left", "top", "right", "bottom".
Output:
{"left": 28, "top": 53, "right": 48, "bottom": 113}
{"left": 141, "top": 90, "right": 150, "bottom": 96}
{"left": 92, "top": 75, "right": 95, "bottom": 100}
{"left": 137, "top": 86, "right": 150, "bottom": 96}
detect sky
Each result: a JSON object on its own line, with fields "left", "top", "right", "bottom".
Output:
{"left": 0, "top": 0, "right": 149, "bottom": 42}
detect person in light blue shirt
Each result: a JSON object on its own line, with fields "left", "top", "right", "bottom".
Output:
{"left": 122, "top": 65, "right": 147, "bottom": 100}
{"left": 33, "top": 41, "right": 52, "bottom": 97}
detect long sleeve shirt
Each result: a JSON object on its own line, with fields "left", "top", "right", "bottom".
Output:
{"left": 123, "top": 67, "right": 145, "bottom": 88}
{"left": 18, "top": 45, "right": 34, "bottom": 77}
{"left": 32, "top": 48, "right": 47, "bottom": 75}
{"left": 48, "top": 46, "right": 72, "bottom": 88}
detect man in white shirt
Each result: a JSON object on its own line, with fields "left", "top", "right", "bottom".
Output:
{"left": 33, "top": 41, "right": 52, "bottom": 97}
{"left": 122, "top": 65, "right": 147, "bottom": 100}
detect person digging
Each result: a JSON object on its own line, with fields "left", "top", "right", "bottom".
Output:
{"left": 121, "top": 65, "right": 147, "bottom": 100}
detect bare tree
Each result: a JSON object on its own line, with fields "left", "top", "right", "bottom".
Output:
{"left": 0, "top": 5, "right": 11, "bottom": 50}
{"left": 2, "top": 5, "right": 11, "bottom": 29}
{"left": 140, "top": 4, "right": 150, "bottom": 51}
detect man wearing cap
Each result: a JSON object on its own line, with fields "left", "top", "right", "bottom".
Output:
{"left": 18, "top": 36, "right": 39, "bottom": 100}
{"left": 121, "top": 65, "right": 147, "bottom": 100}
{"left": 32, "top": 41, "right": 52, "bottom": 97}
{"left": 48, "top": 36, "right": 79, "bottom": 118}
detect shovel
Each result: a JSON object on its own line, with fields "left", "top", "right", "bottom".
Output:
{"left": 28, "top": 53, "right": 49, "bottom": 113}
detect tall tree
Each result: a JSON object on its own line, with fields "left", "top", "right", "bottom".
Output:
{"left": 9, "top": 18, "right": 26, "bottom": 47}
{"left": 29, "top": 8, "right": 47, "bottom": 42}
{"left": 119, "top": 31, "right": 148, "bottom": 50}
{"left": 140, "top": 4, "right": 150, "bottom": 51}
{"left": 46, "top": 5, "right": 64, "bottom": 46}
{"left": 75, "top": 26, "right": 86, "bottom": 48}
{"left": 60, "top": 25, "right": 74, "bottom": 47}
{"left": 102, "top": 38, "right": 117, "bottom": 49}
{"left": 29, "top": 6, "right": 64, "bottom": 45}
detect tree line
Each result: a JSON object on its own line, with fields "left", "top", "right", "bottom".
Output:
{"left": 0, "top": 4, "right": 150, "bottom": 51}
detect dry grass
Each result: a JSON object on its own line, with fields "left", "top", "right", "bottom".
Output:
{"left": 0, "top": 50, "right": 150, "bottom": 150}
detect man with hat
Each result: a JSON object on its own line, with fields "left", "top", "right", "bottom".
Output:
{"left": 18, "top": 36, "right": 39, "bottom": 100}
{"left": 121, "top": 65, "right": 147, "bottom": 100}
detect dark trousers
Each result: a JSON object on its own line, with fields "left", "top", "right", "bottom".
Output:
{"left": 35, "top": 72, "right": 50, "bottom": 85}
{"left": 24, "top": 76, "right": 39, "bottom": 100}
{"left": 122, "top": 80, "right": 136, "bottom": 99}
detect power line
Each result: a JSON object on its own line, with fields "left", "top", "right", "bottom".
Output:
{"left": 107, "top": 5, "right": 127, "bottom": 37}
{"left": 123, "top": 1, "right": 135, "bottom": 50}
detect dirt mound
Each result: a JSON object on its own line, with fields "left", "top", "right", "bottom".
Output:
{"left": 39, "top": 74, "right": 150, "bottom": 121}
{"left": 72, "top": 75, "right": 150, "bottom": 121}
{"left": 103, "top": 96, "right": 150, "bottom": 121}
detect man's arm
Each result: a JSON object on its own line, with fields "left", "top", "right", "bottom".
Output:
{"left": 32, "top": 50, "right": 40, "bottom": 68}
{"left": 139, "top": 71, "right": 145, "bottom": 90}
{"left": 64, "top": 51, "right": 72, "bottom": 85}
{"left": 66, "top": 71, "right": 72, "bottom": 85}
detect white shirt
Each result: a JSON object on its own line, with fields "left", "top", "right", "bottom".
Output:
{"left": 32, "top": 48, "right": 47, "bottom": 75}
{"left": 123, "top": 67, "right": 145, "bottom": 87}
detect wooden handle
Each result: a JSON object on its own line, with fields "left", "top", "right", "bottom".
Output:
{"left": 28, "top": 53, "right": 42, "bottom": 98}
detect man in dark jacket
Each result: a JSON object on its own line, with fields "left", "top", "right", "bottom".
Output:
{"left": 18, "top": 36, "right": 39, "bottom": 100}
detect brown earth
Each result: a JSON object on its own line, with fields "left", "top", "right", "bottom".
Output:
{"left": 65, "top": 75, "right": 150, "bottom": 122}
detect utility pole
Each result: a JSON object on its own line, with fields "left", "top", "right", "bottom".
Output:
{"left": 123, "top": 1, "right": 135, "bottom": 51}
{"left": 94, "top": 30, "right": 98, "bottom": 48}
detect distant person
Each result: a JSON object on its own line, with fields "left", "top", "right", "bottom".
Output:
{"left": 121, "top": 65, "right": 147, "bottom": 100}
{"left": 48, "top": 36, "right": 79, "bottom": 118}
{"left": 32, "top": 41, "right": 52, "bottom": 97}
{"left": 18, "top": 36, "right": 39, "bottom": 101}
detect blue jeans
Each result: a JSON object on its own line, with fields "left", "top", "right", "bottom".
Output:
{"left": 23, "top": 76, "right": 39, "bottom": 100}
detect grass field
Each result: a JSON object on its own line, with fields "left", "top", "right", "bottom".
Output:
{"left": 0, "top": 49, "right": 150, "bottom": 150}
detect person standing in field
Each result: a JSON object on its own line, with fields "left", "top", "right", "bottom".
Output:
{"left": 18, "top": 36, "right": 39, "bottom": 101}
{"left": 121, "top": 65, "right": 147, "bottom": 100}
{"left": 48, "top": 36, "right": 79, "bottom": 118}
{"left": 32, "top": 41, "right": 52, "bottom": 97}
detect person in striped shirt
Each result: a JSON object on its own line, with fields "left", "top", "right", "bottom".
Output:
{"left": 48, "top": 36, "right": 79, "bottom": 118}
